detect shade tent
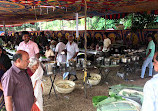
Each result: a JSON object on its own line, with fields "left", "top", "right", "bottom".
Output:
{"left": 0, "top": 0, "right": 158, "bottom": 25}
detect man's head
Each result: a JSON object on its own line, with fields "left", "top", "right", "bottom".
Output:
{"left": 153, "top": 52, "right": 158, "bottom": 72}
{"left": 15, "top": 32, "right": 19, "bottom": 37}
{"left": 45, "top": 44, "right": 50, "bottom": 50}
{"left": 13, "top": 50, "right": 30, "bottom": 69}
{"left": 147, "top": 34, "right": 153, "bottom": 42}
{"left": 68, "top": 35, "right": 74, "bottom": 42}
{"left": 103, "top": 32, "right": 108, "bottom": 39}
{"left": 22, "top": 31, "right": 30, "bottom": 43}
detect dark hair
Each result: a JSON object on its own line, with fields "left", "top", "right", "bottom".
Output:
{"left": 46, "top": 44, "right": 50, "bottom": 47}
{"left": 22, "top": 31, "right": 29, "bottom": 37}
{"left": 104, "top": 32, "right": 108, "bottom": 37}
{"left": 15, "top": 32, "right": 19, "bottom": 35}
{"left": 13, "top": 53, "right": 22, "bottom": 62}
{"left": 147, "top": 34, "right": 153, "bottom": 39}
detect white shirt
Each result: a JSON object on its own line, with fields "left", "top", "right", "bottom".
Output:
{"left": 66, "top": 41, "right": 79, "bottom": 61}
{"left": 102, "top": 38, "right": 111, "bottom": 52}
{"left": 55, "top": 42, "right": 66, "bottom": 62}
{"left": 141, "top": 74, "right": 158, "bottom": 111}
{"left": 45, "top": 49, "right": 54, "bottom": 58}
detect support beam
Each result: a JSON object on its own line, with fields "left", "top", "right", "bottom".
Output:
{"left": 76, "top": 13, "right": 79, "bottom": 39}
{"left": 105, "top": 14, "right": 106, "bottom": 30}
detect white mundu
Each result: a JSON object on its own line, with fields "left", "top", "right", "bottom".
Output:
{"left": 103, "top": 38, "right": 111, "bottom": 52}
{"left": 55, "top": 42, "right": 66, "bottom": 62}
{"left": 66, "top": 41, "right": 79, "bottom": 60}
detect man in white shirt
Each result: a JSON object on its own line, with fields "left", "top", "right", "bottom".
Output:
{"left": 102, "top": 32, "right": 111, "bottom": 57}
{"left": 55, "top": 38, "right": 66, "bottom": 63}
{"left": 66, "top": 35, "right": 79, "bottom": 81}
{"left": 141, "top": 52, "right": 158, "bottom": 111}
{"left": 45, "top": 44, "right": 54, "bottom": 59}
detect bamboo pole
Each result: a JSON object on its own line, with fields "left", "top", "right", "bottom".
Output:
{"left": 83, "top": 0, "right": 88, "bottom": 99}
{"left": 105, "top": 14, "right": 106, "bottom": 30}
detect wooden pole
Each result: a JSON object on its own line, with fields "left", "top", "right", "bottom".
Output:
{"left": 83, "top": 0, "right": 88, "bottom": 99}
{"left": 105, "top": 14, "right": 106, "bottom": 30}
{"left": 76, "top": 13, "right": 79, "bottom": 44}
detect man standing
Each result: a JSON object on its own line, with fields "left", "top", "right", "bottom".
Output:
{"left": 1, "top": 50, "right": 34, "bottom": 111}
{"left": 17, "top": 31, "right": 39, "bottom": 58}
{"left": 66, "top": 35, "right": 79, "bottom": 81}
{"left": 66, "top": 35, "right": 79, "bottom": 61}
{"left": 55, "top": 37, "right": 66, "bottom": 63}
{"left": 141, "top": 34, "right": 155, "bottom": 78}
{"left": 141, "top": 52, "right": 158, "bottom": 111}
{"left": 102, "top": 32, "right": 111, "bottom": 57}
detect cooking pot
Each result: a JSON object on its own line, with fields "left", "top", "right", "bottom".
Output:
{"left": 104, "top": 58, "right": 110, "bottom": 62}
{"left": 121, "top": 57, "right": 127, "bottom": 63}
{"left": 127, "top": 58, "right": 131, "bottom": 63}
{"left": 136, "top": 56, "right": 140, "bottom": 61}
{"left": 111, "top": 60, "right": 117, "bottom": 65}
{"left": 60, "top": 62, "right": 67, "bottom": 70}
{"left": 96, "top": 57, "right": 104, "bottom": 65}
{"left": 114, "top": 58, "right": 120, "bottom": 63}
{"left": 69, "top": 61, "right": 76, "bottom": 67}
{"left": 131, "top": 56, "right": 137, "bottom": 61}
{"left": 45, "top": 63, "right": 54, "bottom": 74}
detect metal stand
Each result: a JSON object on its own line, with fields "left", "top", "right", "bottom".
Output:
{"left": 48, "top": 74, "right": 58, "bottom": 99}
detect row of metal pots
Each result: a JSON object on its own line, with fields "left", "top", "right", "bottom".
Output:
{"left": 96, "top": 55, "right": 140, "bottom": 66}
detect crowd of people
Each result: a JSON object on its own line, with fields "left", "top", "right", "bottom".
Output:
{"left": 0, "top": 30, "right": 156, "bottom": 111}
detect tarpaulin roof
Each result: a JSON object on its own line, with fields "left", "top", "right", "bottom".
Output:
{"left": 0, "top": 0, "right": 158, "bottom": 25}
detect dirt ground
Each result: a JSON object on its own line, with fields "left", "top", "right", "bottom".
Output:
{"left": 42, "top": 66, "right": 151, "bottom": 111}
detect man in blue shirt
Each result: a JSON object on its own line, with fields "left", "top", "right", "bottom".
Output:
{"left": 141, "top": 34, "right": 155, "bottom": 78}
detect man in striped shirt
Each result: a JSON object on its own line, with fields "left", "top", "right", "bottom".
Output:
{"left": 1, "top": 50, "right": 34, "bottom": 111}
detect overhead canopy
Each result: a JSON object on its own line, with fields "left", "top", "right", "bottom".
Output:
{"left": 0, "top": 0, "right": 158, "bottom": 25}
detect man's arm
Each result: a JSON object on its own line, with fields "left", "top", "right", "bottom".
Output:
{"left": 4, "top": 96, "right": 13, "bottom": 111}
{"left": 35, "top": 53, "right": 40, "bottom": 59}
{"left": 144, "top": 49, "right": 151, "bottom": 60}
{"left": 34, "top": 43, "right": 40, "bottom": 59}
{"left": 72, "top": 52, "right": 78, "bottom": 59}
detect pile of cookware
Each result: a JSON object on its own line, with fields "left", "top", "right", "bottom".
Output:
{"left": 78, "top": 59, "right": 91, "bottom": 68}
{"left": 95, "top": 52, "right": 141, "bottom": 66}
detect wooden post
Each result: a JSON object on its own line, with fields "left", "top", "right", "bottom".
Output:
{"left": 105, "top": 14, "right": 106, "bottom": 30}
{"left": 83, "top": 0, "right": 88, "bottom": 99}
{"left": 76, "top": 13, "right": 79, "bottom": 44}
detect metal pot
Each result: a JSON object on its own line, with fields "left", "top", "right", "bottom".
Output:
{"left": 87, "top": 60, "right": 91, "bottom": 66}
{"left": 104, "top": 58, "right": 110, "bottom": 62}
{"left": 131, "top": 56, "right": 137, "bottom": 61}
{"left": 69, "top": 61, "right": 76, "bottom": 67}
{"left": 127, "top": 58, "right": 131, "bottom": 63}
{"left": 111, "top": 60, "right": 117, "bottom": 65}
{"left": 114, "top": 58, "right": 120, "bottom": 63}
{"left": 45, "top": 63, "right": 53, "bottom": 74}
{"left": 60, "top": 62, "right": 67, "bottom": 70}
{"left": 115, "top": 49, "right": 119, "bottom": 53}
{"left": 136, "top": 56, "right": 140, "bottom": 61}
{"left": 96, "top": 57, "right": 104, "bottom": 65}
{"left": 121, "top": 57, "right": 127, "bottom": 63}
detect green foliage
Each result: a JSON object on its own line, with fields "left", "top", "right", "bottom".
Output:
{"left": 131, "top": 13, "right": 156, "bottom": 32}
